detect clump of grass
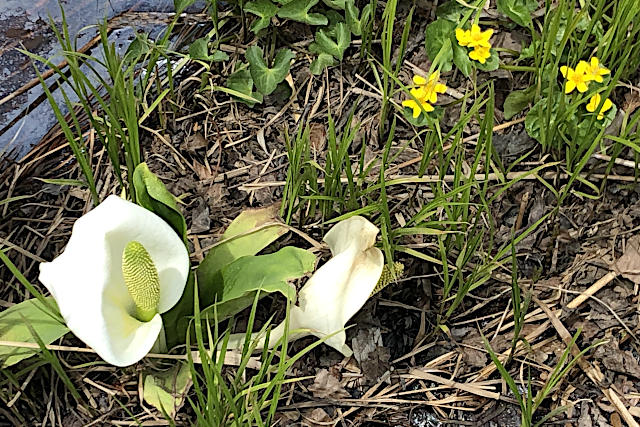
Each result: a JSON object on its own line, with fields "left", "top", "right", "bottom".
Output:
{"left": 22, "top": 3, "right": 187, "bottom": 203}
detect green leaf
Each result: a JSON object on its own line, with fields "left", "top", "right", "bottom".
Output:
{"left": 322, "top": 0, "right": 346, "bottom": 9}
{"left": 208, "top": 246, "right": 315, "bottom": 320}
{"left": 452, "top": 42, "right": 473, "bottom": 77}
{"left": 226, "top": 68, "right": 263, "bottom": 107}
{"left": 143, "top": 362, "right": 192, "bottom": 418}
{"left": 436, "top": 0, "right": 469, "bottom": 20}
{"left": 211, "top": 50, "right": 229, "bottom": 62}
{"left": 196, "top": 205, "right": 288, "bottom": 307}
{"left": 310, "top": 53, "right": 336, "bottom": 75}
{"left": 174, "top": 0, "right": 196, "bottom": 14}
{"left": 277, "top": 0, "right": 328, "bottom": 25}
{"left": 0, "top": 297, "right": 68, "bottom": 368}
{"left": 497, "top": 0, "right": 538, "bottom": 28}
{"left": 124, "top": 33, "right": 150, "bottom": 64}
{"left": 35, "top": 178, "right": 87, "bottom": 187}
{"left": 503, "top": 86, "right": 535, "bottom": 120}
{"left": 245, "top": 0, "right": 279, "bottom": 33}
{"left": 246, "top": 46, "right": 295, "bottom": 96}
{"left": 525, "top": 94, "right": 560, "bottom": 142}
{"left": 188, "top": 37, "right": 212, "bottom": 61}
{"left": 310, "top": 23, "right": 350, "bottom": 60}
{"left": 425, "top": 18, "right": 455, "bottom": 72}
{"left": 475, "top": 48, "right": 500, "bottom": 72}
{"left": 345, "top": 0, "right": 371, "bottom": 36}
{"left": 133, "top": 163, "right": 188, "bottom": 245}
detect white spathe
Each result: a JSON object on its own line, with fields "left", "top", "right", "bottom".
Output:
{"left": 227, "top": 216, "right": 384, "bottom": 356}
{"left": 39, "top": 195, "right": 189, "bottom": 366}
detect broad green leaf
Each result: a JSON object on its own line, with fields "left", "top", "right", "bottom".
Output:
{"left": 475, "top": 48, "right": 500, "bottom": 72}
{"left": 436, "top": 0, "right": 469, "bottom": 20}
{"left": 345, "top": 0, "right": 371, "bottom": 36}
{"left": 452, "top": 42, "right": 473, "bottom": 77}
{"left": 196, "top": 205, "right": 288, "bottom": 306}
{"left": 245, "top": 0, "right": 279, "bottom": 33}
{"left": 425, "top": 18, "right": 455, "bottom": 72}
{"left": 322, "top": 0, "right": 346, "bottom": 9}
{"left": 503, "top": 86, "right": 535, "bottom": 119}
{"left": 310, "top": 53, "right": 336, "bottom": 75}
{"left": 497, "top": 0, "right": 538, "bottom": 28}
{"left": 0, "top": 297, "right": 68, "bottom": 368}
{"left": 246, "top": 46, "right": 295, "bottom": 96}
{"left": 143, "top": 362, "right": 192, "bottom": 418}
{"left": 277, "top": 0, "right": 328, "bottom": 26}
{"left": 188, "top": 37, "right": 212, "bottom": 61}
{"left": 133, "top": 163, "right": 188, "bottom": 244}
{"left": 124, "top": 33, "right": 150, "bottom": 64}
{"left": 525, "top": 95, "right": 558, "bottom": 142}
{"left": 311, "top": 23, "right": 350, "bottom": 60}
{"left": 211, "top": 50, "right": 229, "bottom": 62}
{"left": 226, "top": 68, "right": 263, "bottom": 107}
{"left": 205, "top": 246, "right": 316, "bottom": 320}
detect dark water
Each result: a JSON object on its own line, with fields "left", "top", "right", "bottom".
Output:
{"left": 0, "top": 0, "right": 179, "bottom": 159}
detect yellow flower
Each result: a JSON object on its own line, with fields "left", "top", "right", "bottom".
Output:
{"left": 560, "top": 61, "right": 590, "bottom": 94}
{"left": 456, "top": 24, "right": 493, "bottom": 49}
{"left": 586, "top": 93, "right": 613, "bottom": 120}
{"left": 412, "top": 72, "right": 447, "bottom": 104}
{"left": 469, "top": 46, "right": 491, "bottom": 64}
{"left": 403, "top": 73, "right": 447, "bottom": 118}
{"left": 402, "top": 96, "right": 435, "bottom": 119}
{"left": 583, "top": 57, "right": 610, "bottom": 83}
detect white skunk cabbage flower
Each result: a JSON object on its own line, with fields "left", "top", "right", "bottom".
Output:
{"left": 39, "top": 195, "right": 189, "bottom": 366}
{"left": 227, "top": 216, "right": 384, "bottom": 356}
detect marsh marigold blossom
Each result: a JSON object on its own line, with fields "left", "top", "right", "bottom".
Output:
{"left": 560, "top": 62, "right": 590, "bottom": 94}
{"left": 402, "top": 73, "right": 447, "bottom": 118}
{"left": 586, "top": 93, "right": 613, "bottom": 120}
{"left": 469, "top": 46, "right": 491, "bottom": 64}
{"left": 456, "top": 24, "right": 493, "bottom": 49}
{"left": 583, "top": 57, "right": 610, "bottom": 83}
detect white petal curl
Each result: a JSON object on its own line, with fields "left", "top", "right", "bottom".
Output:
{"left": 225, "top": 216, "right": 383, "bottom": 357}
{"left": 39, "top": 195, "right": 189, "bottom": 366}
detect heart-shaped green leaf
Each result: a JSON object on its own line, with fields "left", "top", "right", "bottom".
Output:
{"left": 497, "top": 0, "right": 538, "bottom": 28}
{"left": 310, "top": 53, "right": 336, "bottom": 75}
{"left": 226, "top": 69, "right": 264, "bottom": 106}
{"left": 189, "top": 37, "right": 212, "bottom": 61}
{"left": 245, "top": 0, "right": 279, "bottom": 33}
{"left": 143, "top": 362, "right": 192, "bottom": 418}
{"left": 310, "top": 23, "right": 350, "bottom": 60}
{"left": 277, "top": 0, "right": 328, "bottom": 26}
{"left": 425, "top": 18, "right": 455, "bottom": 72}
{"left": 345, "top": 0, "right": 371, "bottom": 36}
{"left": 246, "top": 46, "right": 295, "bottom": 96}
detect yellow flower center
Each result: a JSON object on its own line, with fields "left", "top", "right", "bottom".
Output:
{"left": 122, "top": 241, "right": 160, "bottom": 322}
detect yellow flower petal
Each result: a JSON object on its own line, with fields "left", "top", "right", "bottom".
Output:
{"left": 413, "top": 75, "right": 427, "bottom": 85}
{"left": 576, "top": 81, "right": 589, "bottom": 93}
{"left": 560, "top": 66, "right": 569, "bottom": 78}
{"left": 456, "top": 28, "right": 470, "bottom": 46}
{"left": 565, "top": 80, "right": 576, "bottom": 94}
{"left": 586, "top": 94, "right": 600, "bottom": 113}
{"left": 435, "top": 83, "right": 447, "bottom": 94}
